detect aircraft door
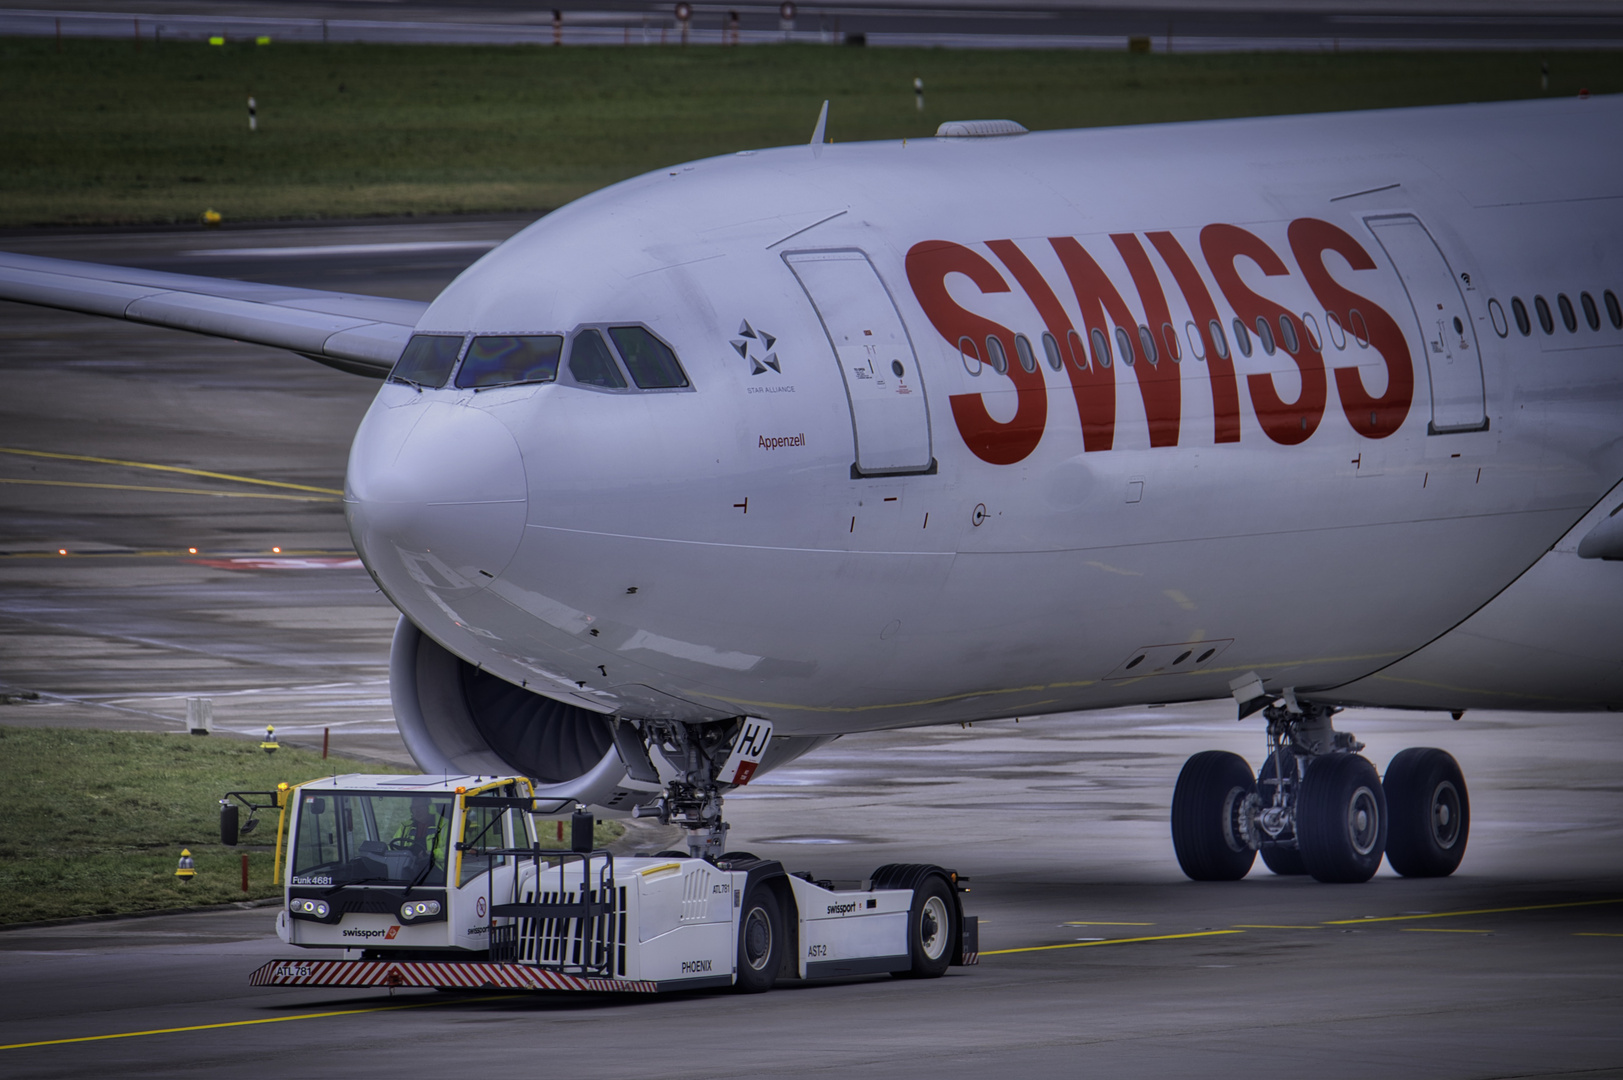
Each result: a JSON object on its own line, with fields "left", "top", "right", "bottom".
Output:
{"left": 784, "top": 249, "right": 934, "bottom": 475}
{"left": 1364, "top": 214, "right": 1487, "bottom": 434}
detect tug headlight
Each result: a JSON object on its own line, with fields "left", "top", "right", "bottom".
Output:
{"left": 400, "top": 900, "right": 441, "bottom": 921}
{"left": 291, "top": 898, "right": 330, "bottom": 918}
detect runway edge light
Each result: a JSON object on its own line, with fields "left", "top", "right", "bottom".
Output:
{"left": 174, "top": 849, "right": 195, "bottom": 881}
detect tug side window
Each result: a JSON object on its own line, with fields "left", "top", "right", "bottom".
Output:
{"left": 458, "top": 803, "right": 508, "bottom": 887}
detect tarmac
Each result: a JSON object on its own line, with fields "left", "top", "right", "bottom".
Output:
{"left": 1, "top": 221, "right": 1621, "bottom": 1077}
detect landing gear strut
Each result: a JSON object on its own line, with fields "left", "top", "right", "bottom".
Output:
{"left": 631, "top": 719, "right": 742, "bottom": 860}
{"left": 1171, "top": 691, "right": 1469, "bottom": 884}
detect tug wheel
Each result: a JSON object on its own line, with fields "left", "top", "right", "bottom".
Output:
{"left": 734, "top": 883, "right": 783, "bottom": 993}
{"left": 896, "top": 874, "right": 955, "bottom": 979}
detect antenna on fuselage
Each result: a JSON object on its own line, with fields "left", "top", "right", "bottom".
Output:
{"left": 810, "top": 99, "right": 828, "bottom": 157}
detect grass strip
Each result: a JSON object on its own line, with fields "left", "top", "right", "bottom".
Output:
{"left": 2, "top": 39, "right": 1621, "bottom": 227}
{"left": 0, "top": 725, "right": 619, "bottom": 925}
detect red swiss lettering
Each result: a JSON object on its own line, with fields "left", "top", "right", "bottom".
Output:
{"left": 905, "top": 240, "right": 1046, "bottom": 465}
{"left": 1201, "top": 224, "right": 1327, "bottom": 446}
{"left": 1286, "top": 218, "right": 1413, "bottom": 438}
{"left": 986, "top": 239, "right": 1114, "bottom": 453}
{"left": 1110, "top": 233, "right": 1181, "bottom": 448}
{"left": 1147, "top": 231, "right": 1242, "bottom": 444}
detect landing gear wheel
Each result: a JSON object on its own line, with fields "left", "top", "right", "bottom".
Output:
{"left": 894, "top": 874, "right": 955, "bottom": 979}
{"left": 1383, "top": 748, "right": 1469, "bottom": 878}
{"left": 1256, "top": 755, "right": 1306, "bottom": 876}
{"left": 1298, "top": 754, "right": 1386, "bottom": 883}
{"left": 734, "top": 884, "right": 783, "bottom": 993}
{"left": 1171, "top": 751, "right": 1258, "bottom": 881}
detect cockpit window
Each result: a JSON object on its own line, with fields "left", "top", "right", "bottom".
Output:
{"left": 610, "top": 326, "right": 689, "bottom": 389}
{"left": 567, "top": 329, "right": 628, "bottom": 389}
{"left": 455, "top": 335, "right": 563, "bottom": 389}
{"left": 390, "top": 334, "right": 462, "bottom": 388}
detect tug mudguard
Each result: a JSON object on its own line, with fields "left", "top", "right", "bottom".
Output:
{"left": 713, "top": 854, "right": 798, "bottom": 980}
{"left": 869, "top": 863, "right": 976, "bottom": 966}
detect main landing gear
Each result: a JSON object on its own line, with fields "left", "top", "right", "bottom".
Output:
{"left": 1171, "top": 695, "right": 1469, "bottom": 884}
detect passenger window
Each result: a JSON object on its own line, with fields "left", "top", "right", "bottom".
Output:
{"left": 1207, "top": 319, "right": 1229, "bottom": 360}
{"left": 1041, "top": 331, "right": 1063, "bottom": 371}
{"left": 1279, "top": 314, "right": 1300, "bottom": 354}
{"left": 456, "top": 335, "right": 562, "bottom": 389}
{"left": 1511, "top": 297, "right": 1531, "bottom": 335}
{"left": 1232, "top": 317, "right": 1253, "bottom": 358}
{"left": 1607, "top": 290, "right": 1623, "bottom": 329}
{"left": 1349, "top": 308, "right": 1371, "bottom": 348}
{"left": 1254, "top": 317, "right": 1276, "bottom": 356}
{"left": 1067, "top": 329, "right": 1089, "bottom": 370}
{"left": 1300, "top": 313, "right": 1321, "bottom": 351}
{"left": 1184, "top": 321, "right": 1206, "bottom": 361}
{"left": 1488, "top": 298, "right": 1509, "bottom": 338}
{"left": 1161, "top": 322, "right": 1181, "bottom": 362}
{"left": 390, "top": 334, "right": 462, "bottom": 389}
{"left": 1115, "top": 326, "right": 1136, "bottom": 367}
{"left": 1535, "top": 296, "right": 1554, "bottom": 334}
{"left": 1014, "top": 333, "right": 1037, "bottom": 373}
{"left": 568, "top": 329, "right": 628, "bottom": 388}
{"left": 609, "top": 326, "right": 688, "bottom": 389}
{"left": 1090, "top": 327, "right": 1113, "bottom": 368}
{"left": 1581, "top": 292, "right": 1600, "bottom": 331}
{"left": 958, "top": 335, "right": 982, "bottom": 376}
{"left": 1325, "top": 311, "right": 1347, "bottom": 350}
{"left": 1137, "top": 324, "right": 1158, "bottom": 365}
{"left": 984, "top": 335, "right": 1008, "bottom": 375}
{"left": 1558, "top": 294, "right": 1577, "bottom": 333}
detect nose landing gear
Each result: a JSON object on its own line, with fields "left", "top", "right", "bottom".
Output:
{"left": 1170, "top": 691, "right": 1469, "bottom": 883}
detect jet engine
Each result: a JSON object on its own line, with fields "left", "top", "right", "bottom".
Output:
{"left": 388, "top": 617, "right": 832, "bottom": 814}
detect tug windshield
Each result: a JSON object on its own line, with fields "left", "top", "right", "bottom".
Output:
{"left": 290, "top": 792, "right": 451, "bottom": 887}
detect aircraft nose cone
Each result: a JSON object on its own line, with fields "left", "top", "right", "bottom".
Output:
{"left": 346, "top": 400, "right": 528, "bottom": 596}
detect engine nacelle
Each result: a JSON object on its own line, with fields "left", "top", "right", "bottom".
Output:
{"left": 390, "top": 617, "right": 649, "bottom": 813}
{"left": 388, "top": 618, "right": 834, "bottom": 814}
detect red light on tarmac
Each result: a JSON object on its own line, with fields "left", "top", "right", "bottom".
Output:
{"left": 188, "top": 547, "right": 198, "bottom": 554}
{"left": 272, "top": 546, "right": 281, "bottom": 553}
{"left": 58, "top": 548, "right": 67, "bottom": 555}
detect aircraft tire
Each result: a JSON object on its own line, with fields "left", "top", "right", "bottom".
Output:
{"left": 1171, "top": 751, "right": 1258, "bottom": 881}
{"left": 1298, "top": 754, "right": 1386, "bottom": 883}
{"left": 895, "top": 874, "right": 955, "bottom": 979}
{"left": 734, "top": 882, "right": 784, "bottom": 993}
{"left": 1383, "top": 748, "right": 1469, "bottom": 878}
{"left": 1255, "top": 754, "right": 1307, "bottom": 875}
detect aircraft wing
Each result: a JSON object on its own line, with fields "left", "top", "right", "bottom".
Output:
{"left": 0, "top": 251, "right": 425, "bottom": 378}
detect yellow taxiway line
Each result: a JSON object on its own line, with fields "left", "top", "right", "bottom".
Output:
{"left": 984, "top": 929, "right": 1243, "bottom": 956}
{"left": 0, "top": 446, "right": 343, "bottom": 495}
{"left": 1323, "top": 898, "right": 1623, "bottom": 925}
{"left": 0, "top": 997, "right": 516, "bottom": 1052}
{"left": 0, "top": 478, "right": 337, "bottom": 502}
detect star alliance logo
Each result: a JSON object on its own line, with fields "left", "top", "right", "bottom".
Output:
{"left": 732, "top": 319, "right": 780, "bottom": 376}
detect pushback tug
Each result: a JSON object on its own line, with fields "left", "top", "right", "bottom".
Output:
{"left": 223, "top": 774, "right": 976, "bottom": 994}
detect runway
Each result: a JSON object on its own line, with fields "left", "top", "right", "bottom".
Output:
{"left": 6, "top": 0, "right": 1623, "bottom": 51}
{"left": 1, "top": 221, "right": 1622, "bottom": 1076}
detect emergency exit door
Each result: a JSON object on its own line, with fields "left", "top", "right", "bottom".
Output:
{"left": 1365, "top": 215, "right": 1488, "bottom": 434}
{"left": 784, "top": 249, "right": 934, "bottom": 475}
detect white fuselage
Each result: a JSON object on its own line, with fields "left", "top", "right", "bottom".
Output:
{"left": 345, "top": 95, "right": 1623, "bottom": 736}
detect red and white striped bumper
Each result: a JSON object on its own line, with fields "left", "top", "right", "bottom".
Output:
{"left": 249, "top": 958, "right": 657, "bottom": 994}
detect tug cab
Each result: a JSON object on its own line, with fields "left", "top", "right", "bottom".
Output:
{"left": 270, "top": 775, "right": 539, "bottom": 953}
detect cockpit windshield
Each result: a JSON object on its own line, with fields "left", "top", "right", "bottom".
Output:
{"left": 290, "top": 791, "right": 451, "bottom": 888}
{"left": 389, "top": 334, "right": 462, "bottom": 388}
{"left": 455, "top": 334, "right": 563, "bottom": 389}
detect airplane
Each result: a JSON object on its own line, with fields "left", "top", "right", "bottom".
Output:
{"left": 3, "top": 93, "right": 1620, "bottom": 886}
